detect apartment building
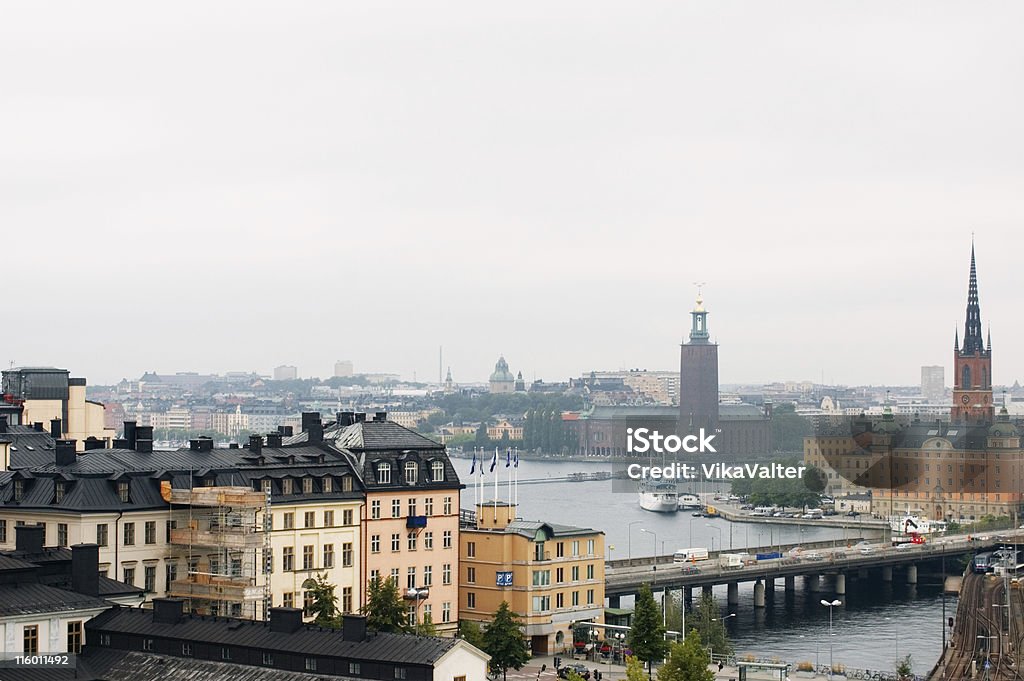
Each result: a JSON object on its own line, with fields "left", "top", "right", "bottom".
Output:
{"left": 1, "top": 367, "right": 115, "bottom": 449}
{"left": 459, "top": 502, "right": 604, "bottom": 655}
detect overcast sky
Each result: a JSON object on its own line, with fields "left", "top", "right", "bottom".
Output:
{"left": 3, "top": 2, "right": 1024, "bottom": 387}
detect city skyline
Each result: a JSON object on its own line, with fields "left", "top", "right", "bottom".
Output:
{"left": 5, "top": 2, "right": 1024, "bottom": 387}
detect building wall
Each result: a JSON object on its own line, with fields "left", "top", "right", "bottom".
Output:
{"left": 679, "top": 344, "right": 719, "bottom": 433}
{"left": 362, "top": 490, "right": 460, "bottom": 634}
{"left": 0, "top": 608, "right": 108, "bottom": 655}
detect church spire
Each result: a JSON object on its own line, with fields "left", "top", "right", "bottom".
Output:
{"left": 961, "top": 243, "right": 985, "bottom": 355}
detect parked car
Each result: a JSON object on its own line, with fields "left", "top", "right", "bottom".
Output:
{"left": 680, "top": 565, "right": 700, "bottom": 575}
{"left": 846, "top": 510, "right": 860, "bottom": 517}
{"left": 859, "top": 546, "right": 875, "bottom": 555}
{"left": 559, "top": 663, "right": 591, "bottom": 679}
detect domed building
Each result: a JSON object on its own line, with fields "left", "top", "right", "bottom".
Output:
{"left": 489, "top": 356, "right": 515, "bottom": 394}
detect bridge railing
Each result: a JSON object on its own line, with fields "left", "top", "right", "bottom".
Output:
{"left": 607, "top": 537, "right": 872, "bottom": 569}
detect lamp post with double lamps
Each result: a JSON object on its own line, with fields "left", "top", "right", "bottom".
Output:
{"left": 820, "top": 599, "right": 842, "bottom": 677}
{"left": 706, "top": 524, "right": 723, "bottom": 555}
{"left": 640, "top": 528, "right": 666, "bottom": 627}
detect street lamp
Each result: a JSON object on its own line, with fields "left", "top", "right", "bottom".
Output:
{"left": 607, "top": 544, "right": 615, "bottom": 562}
{"left": 641, "top": 528, "right": 666, "bottom": 628}
{"left": 628, "top": 521, "right": 642, "bottom": 565}
{"left": 821, "top": 599, "right": 842, "bottom": 677}
{"left": 884, "top": 616, "right": 900, "bottom": 660}
{"left": 706, "top": 524, "right": 723, "bottom": 554}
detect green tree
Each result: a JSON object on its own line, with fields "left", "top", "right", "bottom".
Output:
{"left": 475, "top": 422, "right": 491, "bottom": 448}
{"left": 658, "top": 629, "right": 715, "bottom": 681}
{"left": 690, "top": 592, "right": 733, "bottom": 657}
{"left": 459, "top": 619, "right": 486, "bottom": 649}
{"left": 416, "top": 612, "right": 437, "bottom": 636}
{"left": 626, "top": 656, "right": 649, "bottom": 681}
{"left": 482, "top": 601, "right": 529, "bottom": 681}
{"left": 771, "top": 403, "right": 812, "bottom": 452}
{"left": 305, "top": 573, "right": 339, "bottom": 627}
{"left": 362, "top": 575, "right": 408, "bottom": 633}
{"left": 895, "top": 654, "right": 913, "bottom": 679}
{"left": 628, "top": 583, "right": 669, "bottom": 677}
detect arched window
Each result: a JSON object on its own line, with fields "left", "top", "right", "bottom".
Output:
{"left": 962, "top": 365, "right": 971, "bottom": 389}
{"left": 377, "top": 462, "right": 391, "bottom": 484}
{"left": 404, "top": 461, "right": 418, "bottom": 484}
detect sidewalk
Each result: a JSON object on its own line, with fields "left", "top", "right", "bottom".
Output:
{"left": 500, "top": 656, "right": 766, "bottom": 681}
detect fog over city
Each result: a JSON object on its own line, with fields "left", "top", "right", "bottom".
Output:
{"left": 4, "top": 2, "right": 1024, "bottom": 385}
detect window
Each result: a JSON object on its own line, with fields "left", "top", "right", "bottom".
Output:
{"left": 404, "top": 461, "right": 418, "bottom": 484}
{"left": 166, "top": 562, "right": 178, "bottom": 588}
{"left": 407, "top": 566, "right": 416, "bottom": 588}
{"left": 143, "top": 638, "right": 153, "bottom": 651}
{"left": 324, "top": 510, "right": 335, "bottom": 527}
{"left": 408, "top": 498, "right": 417, "bottom": 516}
{"left": 571, "top": 566, "right": 579, "bottom": 581}
{"left": 283, "top": 547, "right": 294, "bottom": 571}
{"left": 182, "top": 642, "right": 193, "bottom": 656}
{"left": 467, "top": 592, "right": 476, "bottom": 609}
{"left": 262, "top": 479, "right": 272, "bottom": 494}
{"left": 303, "top": 590, "right": 315, "bottom": 616}
{"left": 467, "top": 541, "right": 476, "bottom": 558}
{"left": 145, "top": 521, "right": 156, "bottom": 544}
{"left": 165, "top": 520, "right": 175, "bottom": 543}
{"left": 342, "top": 475, "right": 354, "bottom": 492}
{"left": 283, "top": 512, "right": 295, "bottom": 529}
{"left": 322, "top": 476, "right": 333, "bottom": 493}
{"left": 303, "top": 477, "right": 313, "bottom": 495}
{"left": 343, "top": 509, "right": 353, "bottom": 526}
{"left": 304, "top": 511, "right": 315, "bottom": 528}
{"left": 342, "top": 586, "right": 353, "bottom": 613}
{"left": 282, "top": 479, "right": 294, "bottom": 495}
{"left": 443, "top": 563, "right": 452, "bottom": 585}
{"left": 222, "top": 647, "right": 232, "bottom": 661}
{"left": 423, "top": 565, "right": 432, "bottom": 586}
{"left": 572, "top": 540, "right": 579, "bottom": 557}
{"left": 371, "top": 500, "right": 381, "bottom": 519}
{"left": 262, "top": 652, "right": 274, "bottom": 666}
{"left": 442, "top": 601, "right": 451, "bottom": 623}
{"left": 303, "top": 545, "right": 314, "bottom": 570}
{"left": 532, "top": 596, "right": 550, "bottom": 612}
{"left": 342, "top": 542, "right": 353, "bottom": 567}
{"left": 556, "top": 567, "right": 564, "bottom": 583}
{"left": 57, "top": 523, "right": 68, "bottom": 547}
{"left": 424, "top": 531, "right": 434, "bottom": 549}
{"left": 556, "top": 542, "right": 564, "bottom": 558}
{"left": 587, "top": 588, "right": 595, "bottom": 604}
{"left": 371, "top": 534, "right": 381, "bottom": 553}
{"left": 533, "top": 570, "right": 550, "bottom": 586}
{"left": 67, "top": 621, "right": 83, "bottom": 654}
{"left": 145, "top": 565, "right": 156, "bottom": 591}
{"left": 283, "top": 592, "right": 294, "bottom": 608}
{"left": 123, "top": 566, "right": 135, "bottom": 585}
{"left": 443, "top": 496, "right": 452, "bottom": 514}
{"left": 349, "top": 662, "right": 362, "bottom": 675}
{"left": 55, "top": 481, "right": 66, "bottom": 503}
{"left": 305, "top": 658, "right": 317, "bottom": 671}
{"left": 572, "top": 591, "right": 579, "bottom": 606}
{"left": 467, "top": 566, "right": 476, "bottom": 583}
{"left": 391, "top": 533, "right": 401, "bottom": 551}
{"left": 13, "top": 479, "right": 23, "bottom": 502}
{"left": 443, "top": 530, "right": 452, "bottom": 549}
{"left": 0, "top": 519, "right": 6, "bottom": 543}
{"left": 392, "top": 499, "right": 401, "bottom": 518}
{"left": 587, "top": 539, "right": 595, "bottom": 555}
{"left": 377, "top": 463, "right": 391, "bottom": 484}
{"left": 587, "top": 564, "right": 594, "bottom": 580}
{"left": 124, "top": 522, "right": 135, "bottom": 545}
{"left": 324, "top": 544, "right": 335, "bottom": 568}
{"left": 117, "top": 481, "right": 130, "bottom": 503}
{"left": 431, "top": 460, "right": 445, "bottom": 481}
{"left": 407, "top": 604, "right": 417, "bottom": 627}
{"left": 556, "top": 592, "right": 564, "bottom": 608}
{"left": 391, "top": 567, "right": 400, "bottom": 582}
{"left": 408, "top": 531, "right": 417, "bottom": 551}
{"left": 395, "top": 667, "right": 408, "bottom": 680}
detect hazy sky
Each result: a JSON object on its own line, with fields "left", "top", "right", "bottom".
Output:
{"left": 3, "top": 2, "right": 1024, "bottom": 387}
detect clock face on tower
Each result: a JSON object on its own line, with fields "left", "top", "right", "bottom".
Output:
{"left": 962, "top": 394, "right": 971, "bottom": 404}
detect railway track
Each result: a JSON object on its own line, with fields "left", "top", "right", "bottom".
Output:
{"left": 936, "top": 570, "right": 1023, "bottom": 681}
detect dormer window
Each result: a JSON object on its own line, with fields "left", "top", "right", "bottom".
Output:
{"left": 261, "top": 479, "right": 272, "bottom": 495}
{"left": 322, "top": 477, "right": 333, "bottom": 493}
{"left": 13, "top": 480, "right": 24, "bottom": 502}
{"left": 377, "top": 463, "right": 391, "bottom": 484}
{"left": 431, "top": 460, "right": 445, "bottom": 482}
{"left": 303, "top": 478, "right": 313, "bottom": 495}
{"left": 282, "top": 479, "right": 294, "bottom": 495}
{"left": 55, "top": 481, "right": 66, "bottom": 503}
{"left": 341, "top": 475, "right": 353, "bottom": 492}
{"left": 404, "top": 461, "right": 418, "bottom": 485}
{"left": 118, "top": 481, "right": 130, "bottom": 503}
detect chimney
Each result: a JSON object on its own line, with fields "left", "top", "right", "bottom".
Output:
{"left": 198, "top": 436, "right": 213, "bottom": 452}
{"left": 301, "top": 412, "right": 321, "bottom": 433}
{"left": 339, "top": 412, "right": 355, "bottom": 427}
{"left": 49, "top": 418, "right": 62, "bottom": 438}
{"left": 71, "top": 543, "right": 100, "bottom": 596}
{"left": 15, "top": 524, "right": 44, "bottom": 554}
{"left": 152, "top": 598, "right": 185, "bottom": 625}
{"left": 189, "top": 439, "right": 201, "bottom": 452}
{"left": 112, "top": 438, "right": 130, "bottom": 449}
{"left": 33, "top": 422, "right": 44, "bottom": 432}
{"left": 307, "top": 423, "right": 323, "bottom": 444}
{"left": 342, "top": 614, "right": 368, "bottom": 642}
{"left": 55, "top": 439, "right": 77, "bottom": 466}
{"left": 373, "top": 412, "right": 387, "bottom": 422}
{"left": 84, "top": 437, "right": 105, "bottom": 451}
{"left": 135, "top": 439, "right": 153, "bottom": 454}
{"left": 354, "top": 413, "right": 366, "bottom": 423}
{"left": 268, "top": 607, "right": 304, "bottom": 633}
{"left": 280, "top": 425, "right": 293, "bottom": 437}
{"left": 0, "top": 415, "right": 7, "bottom": 433}
{"left": 228, "top": 442, "right": 239, "bottom": 449}
{"left": 248, "top": 435, "right": 263, "bottom": 454}
{"left": 266, "top": 432, "right": 282, "bottom": 447}
{"left": 123, "top": 421, "right": 137, "bottom": 450}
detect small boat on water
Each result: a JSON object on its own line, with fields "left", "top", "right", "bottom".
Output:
{"left": 638, "top": 480, "right": 679, "bottom": 513}
{"left": 677, "top": 493, "right": 701, "bottom": 510}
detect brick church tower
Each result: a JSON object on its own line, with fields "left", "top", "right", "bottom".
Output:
{"left": 679, "top": 292, "right": 719, "bottom": 433}
{"left": 951, "top": 244, "right": 995, "bottom": 424}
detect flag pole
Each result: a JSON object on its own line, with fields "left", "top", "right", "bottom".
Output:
{"left": 514, "top": 447, "right": 519, "bottom": 510}
{"left": 493, "top": 447, "right": 499, "bottom": 522}
{"left": 506, "top": 447, "right": 512, "bottom": 509}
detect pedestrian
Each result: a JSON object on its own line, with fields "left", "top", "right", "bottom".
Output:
{"left": 719, "top": 661, "right": 725, "bottom": 672}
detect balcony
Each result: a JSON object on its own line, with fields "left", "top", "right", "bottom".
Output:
{"left": 406, "top": 515, "right": 427, "bottom": 529}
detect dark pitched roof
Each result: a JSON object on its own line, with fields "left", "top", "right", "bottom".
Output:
{"left": 89, "top": 607, "right": 459, "bottom": 665}
{"left": 81, "top": 650, "right": 340, "bottom": 681}
{"left": 0, "top": 582, "right": 109, "bottom": 616}
{"left": 501, "top": 520, "right": 601, "bottom": 540}
{"left": 334, "top": 421, "right": 443, "bottom": 451}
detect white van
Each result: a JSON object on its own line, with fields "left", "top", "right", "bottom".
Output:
{"left": 673, "top": 548, "right": 710, "bottom": 563}
{"left": 752, "top": 506, "right": 774, "bottom": 517}
{"left": 802, "top": 509, "right": 824, "bottom": 519}
{"left": 721, "top": 553, "right": 744, "bottom": 569}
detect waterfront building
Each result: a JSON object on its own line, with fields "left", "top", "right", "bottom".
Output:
{"left": 486, "top": 417, "right": 524, "bottom": 441}
{"left": 459, "top": 502, "right": 604, "bottom": 656}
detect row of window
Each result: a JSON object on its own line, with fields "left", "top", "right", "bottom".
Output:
{"left": 463, "top": 589, "right": 597, "bottom": 611}
{"left": 21, "top": 621, "right": 84, "bottom": 655}
{"left": 279, "top": 509, "right": 354, "bottom": 530}
{"left": 260, "top": 475, "right": 355, "bottom": 496}
{"left": 375, "top": 460, "right": 446, "bottom": 485}
{"left": 369, "top": 564, "right": 453, "bottom": 588}
{"left": 279, "top": 543, "right": 353, "bottom": 571}
{"left": 465, "top": 538, "right": 597, "bottom": 559}
{"left": 370, "top": 529, "right": 453, "bottom": 553}
{"left": 369, "top": 496, "right": 453, "bottom": 519}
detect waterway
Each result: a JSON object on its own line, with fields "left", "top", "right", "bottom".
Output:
{"left": 455, "top": 458, "right": 954, "bottom": 674}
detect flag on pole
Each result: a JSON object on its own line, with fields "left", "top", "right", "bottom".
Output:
{"left": 505, "top": 448, "right": 511, "bottom": 467}
{"left": 470, "top": 450, "right": 477, "bottom": 475}
{"left": 489, "top": 449, "right": 497, "bottom": 473}
{"left": 514, "top": 450, "right": 519, "bottom": 468}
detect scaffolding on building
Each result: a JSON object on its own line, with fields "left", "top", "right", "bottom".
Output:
{"left": 162, "top": 482, "right": 271, "bottom": 620}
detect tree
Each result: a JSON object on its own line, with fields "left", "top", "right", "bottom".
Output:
{"left": 658, "top": 629, "right": 715, "bottom": 681}
{"left": 482, "top": 601, "right": 529, "bottom": 681}
{"left": 628, "top": 583, "right": 669, "bottom": 677}
{"left": 306, "top": 573, "right": 339, "bottom": 627}
{"left": 416, "top": 612, "right": 438, "bottom": 636}
{"left": 690, "top": 592, "right": 733, "bottom": 657}
{"left": 771, "top": 403, "right": 812, "bottom": 452}
{"left": 895, "top": 654, "right": 913, "bottom": 680}
{"left": 475, "top": 422, "right": 491, "bottom": 448}
{"left": 459, "top": 619, "right": 486, "bottom": 649}
{"left": 362, "top": 575, "right": 408, "bottom": 633}
{"left": 625, "top": 655, "right": 649, "bottom": 681}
